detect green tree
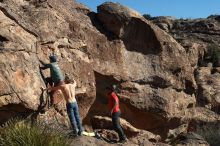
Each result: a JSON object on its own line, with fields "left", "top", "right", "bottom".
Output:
{"left": 143, "top": 14, "right": 152, "bottom": 20}
{"left": 207, "top": 44, "right": 220, "bottom": 67}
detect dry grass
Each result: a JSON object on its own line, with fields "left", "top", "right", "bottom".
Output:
{"left": 0, "top": 119, "right": 71, "bottom": 146}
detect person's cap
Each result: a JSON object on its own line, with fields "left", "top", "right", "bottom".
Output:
{"left": 49, "top": 55, "right": 57, "bottom": 62}
{"left": 112, "top": 84, "right": 117, "bottom": 90}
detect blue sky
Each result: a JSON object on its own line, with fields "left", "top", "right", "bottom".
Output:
{"left": 76, "top": 0, "right": 220, "bottom": 19}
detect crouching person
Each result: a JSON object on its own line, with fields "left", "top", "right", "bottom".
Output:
{"left": 105, "top": 85, "right": 127, "bottom": 143}
{"left": 43, "top": 76, "right": 83, "bottom": 136}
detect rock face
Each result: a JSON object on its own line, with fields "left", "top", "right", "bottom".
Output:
{"left": 0, "top": 0, "right": 96, "bottom": 125}
{"left": 0, "top": 0, "right": 220, "bottom": 145}
{"left": 196, "top": 67, "right": 220, "bottom": 112}
{"left": 151, "top": 14, "right": 220, "bottom": 145}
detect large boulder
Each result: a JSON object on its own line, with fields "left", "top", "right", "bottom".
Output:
{"left": 87, "top": 2, "right": 196, "bottom": 138}
{"left": 91, "top": 115, "right": 161, "bottom": 141}
{"left": 96, "top": 2, "right": 196, "bottom": 95}
{"left": 0, "top": 0, "right": 96, "bottom": 125}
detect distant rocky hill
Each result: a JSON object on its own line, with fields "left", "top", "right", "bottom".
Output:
{"left": 150, "top": 15, "right": 220, "bottom": 109}
{"left": 0, "top": 0, "right": 219, "bottom": 145}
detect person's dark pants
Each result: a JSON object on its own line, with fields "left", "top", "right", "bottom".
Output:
{"left": 66, "top": 102, "right": 83, "bottom": 135}
{"left": 45, "top": 77, "right": 62, "bottom": 105}
{"left": 112, "top": 111, "right": 126, "bottom": 141}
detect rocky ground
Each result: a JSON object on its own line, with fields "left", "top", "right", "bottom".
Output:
{"left": 0, "top": 0, "right": 220, "bottom": 145}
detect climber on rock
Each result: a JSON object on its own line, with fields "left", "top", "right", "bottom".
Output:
{"left": 39, "top": 55, "right": 64, "bottom": 105}
{"left": 42, "top": 76, "right": 84, "bottom": 136}
{"left": 105, "top": 85, "right": 127, "bottom": 143}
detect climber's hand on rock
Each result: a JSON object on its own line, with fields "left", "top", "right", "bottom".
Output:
{"left": 41, "top": 87, "right": 46, "bottom": 91}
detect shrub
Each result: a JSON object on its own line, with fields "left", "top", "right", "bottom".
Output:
{"left": 196, "top": 123, "right": 220, "bottom": 146}
{"left": 0, "top": 119, "right": 71, "bottom": 146}
{"left": 143, "top": 14, "right": 153, "bottom": 20}
{"left": 206, "top": 44, "right": 220, "bottom": 67}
